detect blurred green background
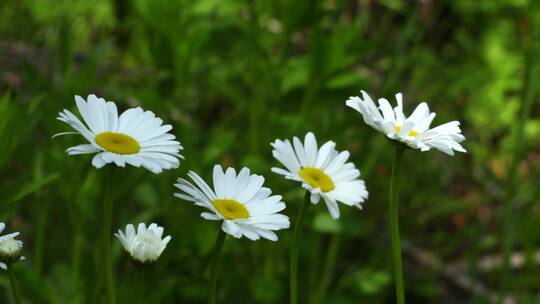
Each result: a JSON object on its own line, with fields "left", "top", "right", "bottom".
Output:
{"left": 1, "top": 0, "right": 539, "bottom": 303}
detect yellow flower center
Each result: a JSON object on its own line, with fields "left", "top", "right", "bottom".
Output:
{"left": 395, "top": 125, "right": 419, "bottom": 137}
{"left": 299, "top": 167, "right": 335, "bottom": 192}
{"left": 212, "top": 199, "right": 250, "bottom": 220}
{"left": 95, "top": 132, "right": 140, "bottom": 154}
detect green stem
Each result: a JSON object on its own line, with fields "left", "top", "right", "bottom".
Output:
{"left": 290, "top": 192, "right": 311, "bottom": 304}
{"left": 133, "top": 265, "right": 142, "bottom": 304}
{"left": 34, "top": 152, "right": 46, "bottom": 276}
{"left": 389, "top": 144, "right": 405, "bottom": 304}
{"left": 72, "top": 225, "right": 83, "bottom": 296}
{"left": 500, "top": 23, "right": 539, "bottom": 296}
{"left": 103, "top": 167, "right": 117, "bottom": 304}
{"left": 8, "top": 266, "right": 22, "bottom": 304}
{"left": 208, "top": 228, "right": 226, "bottom": 304}
{"left": 34, "top": 206, "right": 47, "bottom": 275}
{"left": 312, "top": 235, "right": 340, "bottom": 304}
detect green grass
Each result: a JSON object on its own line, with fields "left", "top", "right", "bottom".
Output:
{"left": 0, "top": 0, "right": 539, "bottom": 303}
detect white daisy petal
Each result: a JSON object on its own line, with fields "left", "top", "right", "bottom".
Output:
{"left": 67, "top": 144, "right": 100, "bottom": 155}
{"left": 57, "top": 110, "right": 95, "bottom": 142}
{"left": 315, "top": 141, "right": 336, "bottom": 169}
{"left": 271, "top": 139, "right": 302, "bottom": 173}
{"left": 321, "top": 195, "right": 340, "bottom": 219}
{"left": 304, "top": 132, "right": 318, "bottom": 166}
{"left": 378, "top": 98, "right": 396, "bottom": 123}
{"left": 310, "top": 192, "right": 321, "bottom": 204}
{"left": 256, "top": 229, "right": 278, "bottom": 241}
{"left": 222, "top": 221, "right": 242, "bottom": 239}
{"left": 292, "top": 136, "right": 308, "bottom": 166}
{"left": 91, "top": 153, "right": 108, "bottom": 168}
{"left": 187, "top": 171, "right": 217, "bottom": 201}
{"left": 201, "top": 212, "right": 221, "bottom": 220}
{"left": 117, "top": 107, "right": 143, "bottom": 134}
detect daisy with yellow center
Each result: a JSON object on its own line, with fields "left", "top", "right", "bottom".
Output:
{"left": 175, "top": 165, "right": 290, "bottom": 303}
{"left": 55, "top": 94, "right": 183, "bottom": 303}
{"left": 174, "top": 165, "right": 290, "bottom": 241}
{"left": 272, "top": 132, "right": 368, "bottom": 304}
{"left": 345, "top": 90, "right": 467, "bottom": 304}
{"left": 55, "top": 94, "right": 183, "bottom": 173}
{"left": 346, "top": 90, "right": 466, "bottom": 155}
{"left": 271, "top": 132, "right": 368, "bottom": 219}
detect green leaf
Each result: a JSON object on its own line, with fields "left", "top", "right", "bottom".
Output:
{"left": 1, "top": 173, "right": 60, "bottom": 214}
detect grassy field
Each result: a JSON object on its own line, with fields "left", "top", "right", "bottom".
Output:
{"left": 1, "top": 0, "right": 540, "bottom": 303}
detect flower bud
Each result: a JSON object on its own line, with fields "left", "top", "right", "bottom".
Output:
{"left": 115, "top": 223, "right": 171, "bottom": 264}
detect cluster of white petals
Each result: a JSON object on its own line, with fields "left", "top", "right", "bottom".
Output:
{"left": 175, "top": 165, "right": 290, "bottom": 241}
{"left": 56, "top": 94, "right": 183, "bottom": 173}
{"left": 0, "top": 223, "right": 24, "bottom": 270}
{"left": 115, "top": 223, "right": 171, "bottom": 263}
{"left": 271, "top": 132, "right": 368, "bottom": 219}
{"left": 53, "top": 90, "right": 466, "bottom": 254}
{"left": 346, "top": 91, "right": 466, "bottom": 155}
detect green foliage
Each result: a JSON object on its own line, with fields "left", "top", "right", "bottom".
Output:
{"left": 0, "top": 0, "right": 539, "bottom": 303}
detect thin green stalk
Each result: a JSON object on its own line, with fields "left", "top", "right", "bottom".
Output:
{"left": 71, "top": 226, "right": 83, "bottom": 297}
{"left": 133, "top": 265, "right": 142, "bottom": 304}
{"left": 34, "top": 152, "right": 46, "bottom": 276}
{"left": 290, "top": 192, "right": 311, "bottom": 304}
{"left": 389, "top": 144, "right": 405, "bottom": 304}
{"left": 208, "top": 228, "right": 226, "bottom": 304}
{"left": 500, "top": 21, "right": 539, "bottom": 296}
{"left": 103, "top": 167, "right": 117, "bottom": 304}
{"left": 312, "top": 235, "right": 341, "bottom": 304}
{"left": 8, "top": 266, "right": 22, "bottom": 304}
{"left": 34, "top": 211, "right": 46, "bottom": 274}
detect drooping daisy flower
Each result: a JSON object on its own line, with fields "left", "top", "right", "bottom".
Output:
{"left": 271, "top": 132, "right": 368, "bottom": 219}
{"left": 115, "top": 223, "right": 171, "bottom": 264}
{"left": 345, "top": 90, "right": 466, "bottom": 155}
{"left": 0, "top": 223, "right": 24, "bottom": 270}
{"left": 55, "top": 94, "right": 183, "bottom": 173}
{"left": 174, "top": 165, "right": 290, "bottom": 241}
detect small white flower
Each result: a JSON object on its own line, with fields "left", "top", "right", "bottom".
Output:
{"left": 346, "top": 91, "right": 467, "bottom": 155}
{"left": 174, "top": 165, "right": 290, "bottom": 241}
{"left": 271, "top": 132, "right": 368, "bottom": 219}
{"left": 0, "top": 223, "right": 24, "bottom": 270}
{"left": 55, "top": 94, "right": 183, "bottom": 173}
{"left": 115, "top": 223, "right": 171, "bottom": 264}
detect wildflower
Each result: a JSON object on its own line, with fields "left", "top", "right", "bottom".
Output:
{"left": 174, "top": 165, "right": 290, "bottom": 241}
{"left": 55, "top": 94, "right": 183, "bottom": 173}
{"left": 346, "top": 91, "right": 466, "bottom": 155}
{"left": 271, "top": 132, "right": 368, "bottom": 219}
{"left": 115, "top": 223, "right": 171, "bottom": 264}
{"left": 0, "top": 223, "right": 24, "bottom": 270}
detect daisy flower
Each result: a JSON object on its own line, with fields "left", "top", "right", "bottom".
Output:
{"left": 345, "top": 90, "right": 466, "bottom": 155}
{"left": 55, "top": 94, "right": 183, "bottom": 173}
{"left": 174, "top": 165, "right": 290, "bottom": 241}
{"left": 271, "top": 132, "right": 368, "bottom": 219}
{"left": 115, "top": 223, "right": 171, "bottom": 264}
{"left": 0, "top": 223, "right": 24, "bottom": 270}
